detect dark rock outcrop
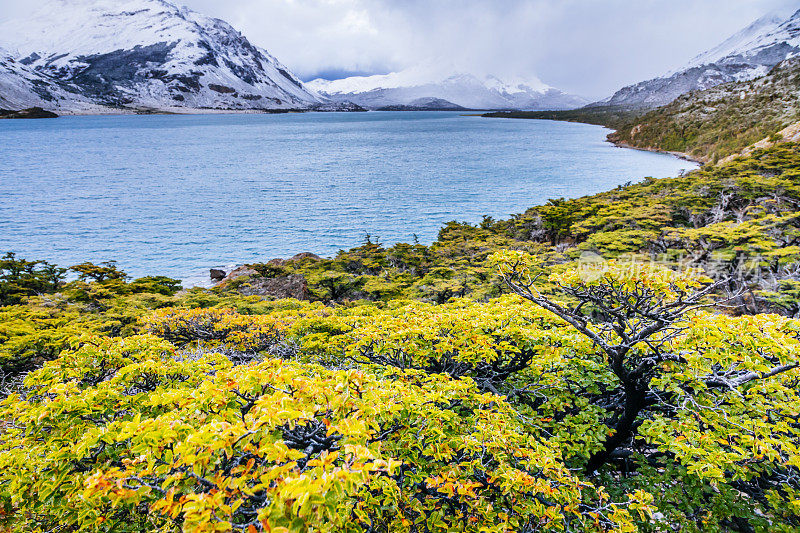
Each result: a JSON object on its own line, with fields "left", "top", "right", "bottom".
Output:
{"left": 290, "top": 252, "right": 322, "bottom": 262}
{"left": 236, "top": 274, "right": 309, "bottom": 300}
{"left": 209, "top": 268, "right": 226, "bottom": 281}
{"left": 0, "top": 107, "right": 58, "bottom": 119}
{"left": 220, "top": 265, "right": 259, "bottom": 284}
{"left": 208, "top": 83, "right": 236, "bottom": 94}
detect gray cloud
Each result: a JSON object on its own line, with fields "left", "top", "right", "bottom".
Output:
{"left": 2, "top": 0, "right": 799, "bottom": 98}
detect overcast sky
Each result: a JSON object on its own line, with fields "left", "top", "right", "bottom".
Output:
{"left": 3, "top": 0, "right": 800, "bottom": 98}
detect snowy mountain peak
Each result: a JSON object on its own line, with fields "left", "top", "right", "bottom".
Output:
{"left": 0, "top": 0, "right": 325, "bottom": 112}
{"left": 679, "top": 10, "right": 792, "bottom": 72}
{"left": 309, "top": 66, "right": 549, "bottom": 95}
{"left": 482, "top": 74, "right": 550, "bottom": 95}
{"left": 600, "top": 7, "right": 800, "bottom": 109}
{"left": 682, "top": 7, "right": 800, "bottom": 74}
{"left": 308, "top": 67, "right": 585, "bottom": 111}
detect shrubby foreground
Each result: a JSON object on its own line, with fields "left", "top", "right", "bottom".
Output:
{"left": 1, "top": 259, "right": 800, "bottom": 531}
{"left": 2, "top": 146, "right": 800, "bottom": 531}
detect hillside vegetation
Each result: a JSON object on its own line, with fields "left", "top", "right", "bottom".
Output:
{"left": 3, "top": 141, "right": 800, "bottom": 531}
{"left": 609, "top": 58, "right": 800, "bottom": 163}
{"left": 486, "top": 58, "right": 800, "bottom": 165}
{"left": 227, "top": 143, "right": 800, "bottom": 316}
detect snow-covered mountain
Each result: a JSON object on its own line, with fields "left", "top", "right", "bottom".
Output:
{"left": 598, "top": 7, "right": 800, "bottom": 109}
{"left": 308, "top": 67, "right": 588, "bottom": 110}
{"left": 0, "top": 46, "right": 107, "bottom": 112}
{"left": 0, "top": 0, "right": 326, "bottom": 113}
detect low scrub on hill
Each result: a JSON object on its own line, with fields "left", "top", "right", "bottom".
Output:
{"left": 610, "top": 58, "right": 800, "bottom": 163}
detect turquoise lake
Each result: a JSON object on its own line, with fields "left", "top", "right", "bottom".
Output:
{"left": 0, "top": 111, "right": 697, "bottom": 285}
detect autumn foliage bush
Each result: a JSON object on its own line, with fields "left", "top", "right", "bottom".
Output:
{"left": 0, "top": 334, "right": 651, "bottom": 532}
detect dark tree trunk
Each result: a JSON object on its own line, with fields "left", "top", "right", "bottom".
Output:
{"left": 585, "top": 378, "right": 647, "bottom": 473}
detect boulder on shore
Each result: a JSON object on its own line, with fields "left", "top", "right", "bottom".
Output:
{"left": 213, "top": 253, "right": 321, "bottom": 300}
{"left": 215, "top": 265, "right": 310, "bottom": 300}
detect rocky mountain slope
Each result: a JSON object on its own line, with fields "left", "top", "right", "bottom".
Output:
{"left": 610, "top": 56, "right": 800, "bottom": 162}
{"left": 0, "top": 0, "right": 327, "bottom": 113}
{"left": 0, "top": 46, "right": 110, "bottom": 113}
{"left": 308, "top": 67, "right": 587, "bottom": 110}
{"left": 597, "top": 7, "right": 800, "bottom": 109}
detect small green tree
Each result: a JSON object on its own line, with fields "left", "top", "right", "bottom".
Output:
{"left": 0, "top": 252, "right": 66, "bottom": 306}
{"left": 70, "top": 261, "right": 129, "bottom": 283}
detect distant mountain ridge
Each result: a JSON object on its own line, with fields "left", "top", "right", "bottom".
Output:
{"left": 0, "top": 0, "right": 330, "bottom": 113}
{"left": 308, "top": 68, "right": 588, "bottom": 111}
{"left": 375, "top": 98, "right": 468, "bottom": 111}
{"left": 597, "top": 8, "right": 800, "bottom": 109}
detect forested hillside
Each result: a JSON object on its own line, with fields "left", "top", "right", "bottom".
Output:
{"left": 3, "top": 141, "right": 800, "bottom": 531}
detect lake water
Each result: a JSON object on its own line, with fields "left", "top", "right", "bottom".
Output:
{"left": 0, "top": 111, "right": 697, "bottom": 285}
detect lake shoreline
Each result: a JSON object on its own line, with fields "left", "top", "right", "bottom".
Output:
{"left": 8, "top": 106, "right": 370, "bottom": 118}
{"left": 0, "top": 111, "right": 697, "bottom": 281}
{"left": 481, "top": 110, "right": 704, "bottom": 165}
{"left": 606, "top": 138, "right": 702, "bottom": 165}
